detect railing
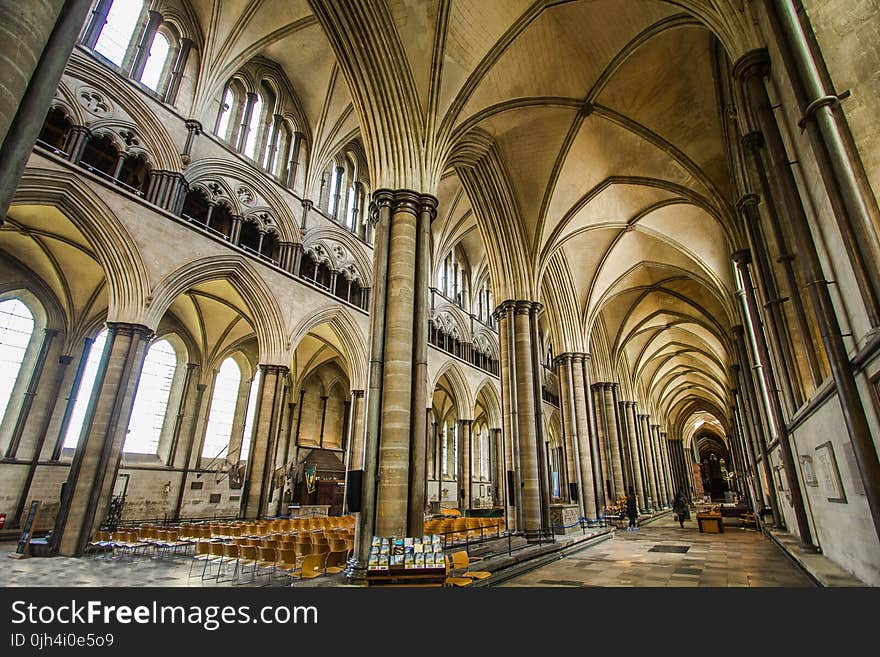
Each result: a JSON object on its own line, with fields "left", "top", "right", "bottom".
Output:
{"left": 78, "top": 161, "right": 145, "bottom": 197}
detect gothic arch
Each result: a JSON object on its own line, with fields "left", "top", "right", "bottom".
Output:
{"left": 430, "top": 360, "right": 473, "bottom": 421}
{"left": 147, "top": 255, "right": 286, "bottom": 364}
{"left": 12, "top": 168, "right": 150, "bottom": 324}
{"left": 286, "top": 305, "right": 368, "bottom": 391}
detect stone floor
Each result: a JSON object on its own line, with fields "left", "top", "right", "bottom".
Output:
{"left": 1, "top": 544, "right": 345, "bottom": 588}
{"left": 2, "top": 512, "right": 864, "bottom": 588}
{"left": 497, "top": 513, "right": 816, "bottom": 587}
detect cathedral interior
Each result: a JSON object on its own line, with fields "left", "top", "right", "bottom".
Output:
{"left": 1, "top": 0, "right": 879, "bottom": 589}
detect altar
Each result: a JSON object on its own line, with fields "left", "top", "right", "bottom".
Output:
{"left": 549, "top": 504, "right": 581, "bottom": 534}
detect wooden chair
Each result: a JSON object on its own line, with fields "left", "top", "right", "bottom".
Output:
{"left": 444, "top": 555, "right": 473, "bottom": 587}
{"left": 294, "top": 552, "right": 328, "bottom": 579}
{"left": 451, "top": 550, "right": 491, "bottom": 580}
{"left": 236, "top": 545, "right": 259, "bottom": 584}
{"left": 324, "top": 550, "right": 349, "bottom": 574}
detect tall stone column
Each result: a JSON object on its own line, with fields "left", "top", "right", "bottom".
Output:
{"left": 458, "top": 419, "right": 472, "bottom": 511}
{"left": 515, "top": 301, "right": 546, "bottom": 533}
{"left": 496, "top": 303, "right": 519, "bottom": 530}
{"left": 736, "top": 48, "right": 880, "bottom": 542}
{"left": 555, "top": 353, "right": 581, "bottom": 511}
{"left": 579, "top": 357, "right": 602, "bottom": 518}
{"left": 53, "top": 323, "right": 153, "bottom": 556}
{"left": 640, "top": 415, "right": 658, "bottom": 510}
{"left": 570, "top": 353, "right": 595, "bottom": 518}
{"left": 735, "top": 249, "right": 815, "bottom": 548}
{"left": 741, "top": 132, "right": 822, "bottom": 390}
{"left": 603, "top": 383, "right": 625, "bottom": 498}
{"left": 660, "top": 431, "right": 674, "bottom": 499}
{"left": 591, "top": 384, "right": 609, "bottom": 508}
{"left": 352, "top": 189, "right": 436, "bottom": 555}
{"left": 492, "top": 428, "right": 504, "bottom": 507}
{"left": 733, "top": 325, "right": 781, "bottom": 527}
{"left": 240, "top": 365, "right": 288, "bottom": 519}
{"left": 624, "top": 402, "right": 645, "bottom": 509}
{"left": 0, "top": 0, "right": 94, "bottom": 225}
{"left": 651, "top": 424, "right": 668, "bottom": 506}
{"left": 494, "top": 300, "right": 547, "bottom": 535}
{"left": 10, "top": 351, "right": 71, "bottom": 526}
{"left": 5, "top": 328, "right": 58, "bottom": 458}
{"left": 347, "top": 389, "right": 366, "bottom": 472}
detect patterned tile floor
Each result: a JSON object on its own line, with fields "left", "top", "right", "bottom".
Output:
{"left": 497, "top": 513, "right": 815, "bottom": 587}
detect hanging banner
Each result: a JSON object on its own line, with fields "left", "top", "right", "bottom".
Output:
{"left": 305, "top": 465, "right": 317, "bottom": 493}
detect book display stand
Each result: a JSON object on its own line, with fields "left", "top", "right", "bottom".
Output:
{"left": 366, "top": 535, "right": 447, "bottom": 587}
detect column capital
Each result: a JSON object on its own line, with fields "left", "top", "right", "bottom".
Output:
{"left": 552, "top": 353, "right": 572, "bottom": 368}
{"left": 732, "top": 249, "right": 752, "bottom": 266}
{"left": 737, "top": 194, "right": 760, "bottom": 213}
{"left": 492, "top": 299, "right": 515, "bottom": 320}
{"left": 59, "top": 354, "right": 74, "bottom": 366}
{"left": 514, "top": 300, "right": 533, "bottom": 315}
{"left": 459, "top": 419, "right": 473, "bottom": 427}
{"left": 184, "top": 119, "right": 202, "bottom": 135}
{"left": 731, "top": 324, "right": 745, "bottom": 338}
{"left": 351, "top": 389, "right": 365, "bottom": 398}
{"left": 105, "top": 322, "right": 154, "bottom": 341}
{"left": 301, "top": 199, "right": 313, "bottom": 211}
{"left": 258, "top": 364, "right": 290, "bottom": 376}
{"left": 732, "top": 48, "right": 770, "bottom": 82}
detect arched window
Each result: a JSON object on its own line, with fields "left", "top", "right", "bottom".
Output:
{"left": 260, "top": 231, "right": 280, "bottom": 262}
{"left": 37, "top": 107, "right": 72, "bottom": 153}
{"left": 273, "top": 122, "right": 292, "bottom": 179}
{"left": 202, "top": 358, "right": 241, "bottom": 459}
{"left": 63, "top": 329, "right": 109, "bottom": 449}
{"left": 0, "top": 299, "right": 35, "bottom": 429}
{"left": 215, "top": 84, "right": 236, "bottom": 140}
{"left": 181, "top": 188, "right": 210, "bottom": 225}
{"left": 140, "top": 31, "right": 170, "bottom": 91}
{"left": 243, "top": 93, "right": 263, "bottom": 159}
{"left": 209, "top": 203, "right": 234, "bottom": 239}
{"left": 124, "top": 339, "right": 177, "bottom": 454}
{"left": 117, "top": 153, "right": 151, "bottom": 195}
{"left": 94, "top": 0, "right": 144, "bottom": 67}
{"left": 327, "top": 165, "right": 344, "bottom": 218}
{"left": 238, "top": 369, "right": 261, "bottom": 462}
{"left": 80, "top": 134, "right": 119, "bottom": 176}
{"left": 238, "top": 220, "right": 261, "bottom": 253}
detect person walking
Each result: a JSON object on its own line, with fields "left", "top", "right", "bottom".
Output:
{"left": 625, "top": 488, "right": 639, "bottom": 532}
{"left": 673, "top": 490, "right": 688, "bottom": 528}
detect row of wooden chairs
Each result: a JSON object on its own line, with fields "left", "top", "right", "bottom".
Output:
{"left": 190, "top": 540, "right": 351, "bottom": 585}
{"left": 425, "top": 517, "right": 505, "bottom": 543}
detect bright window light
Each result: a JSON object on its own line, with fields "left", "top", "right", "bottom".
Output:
{"left": 124, "top": 339, "right": 177, "bottom": 454}
{"left": 94, "top": 0, "right": 143, "bottom": 67}
{"left": 243, "top": 94, "right": 263, "bottom": 158}
{"left": 63, "top": 329, "right": 109, "bottom": 449}
{"left": 238, "top": 369, "right": 261, "bottom": 462}
{"left": 202, "top": 358, "right": 241, "bottom": 459}
{"left": 0, "top": 299, "right": 35, "bottom": 428}
{"left": 140, "top": 31, "right": 170, "bottom": 90}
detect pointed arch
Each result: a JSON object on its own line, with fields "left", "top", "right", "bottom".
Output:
{"left": 12, "top": 168, "right": 150, "bottom": 324}
{"left": 286, "top": 304, "right": 368, "bottom": 391}
{"left": 147, "top": 255, "right": 286, "bottom": 364}
{"left": 430, "top": 360, "right": 474, "bottom": 421}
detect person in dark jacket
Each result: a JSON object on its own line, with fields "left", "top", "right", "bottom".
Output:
{"left": 673, "top": 491, "right": 689, "bottom": 528}
{"left": 625, "top": 488, "right": 639, "bottom": 531}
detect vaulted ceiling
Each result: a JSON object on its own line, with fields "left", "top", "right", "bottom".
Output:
{"left": 171, "top": 0, "right": 763, "bottom": 437}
